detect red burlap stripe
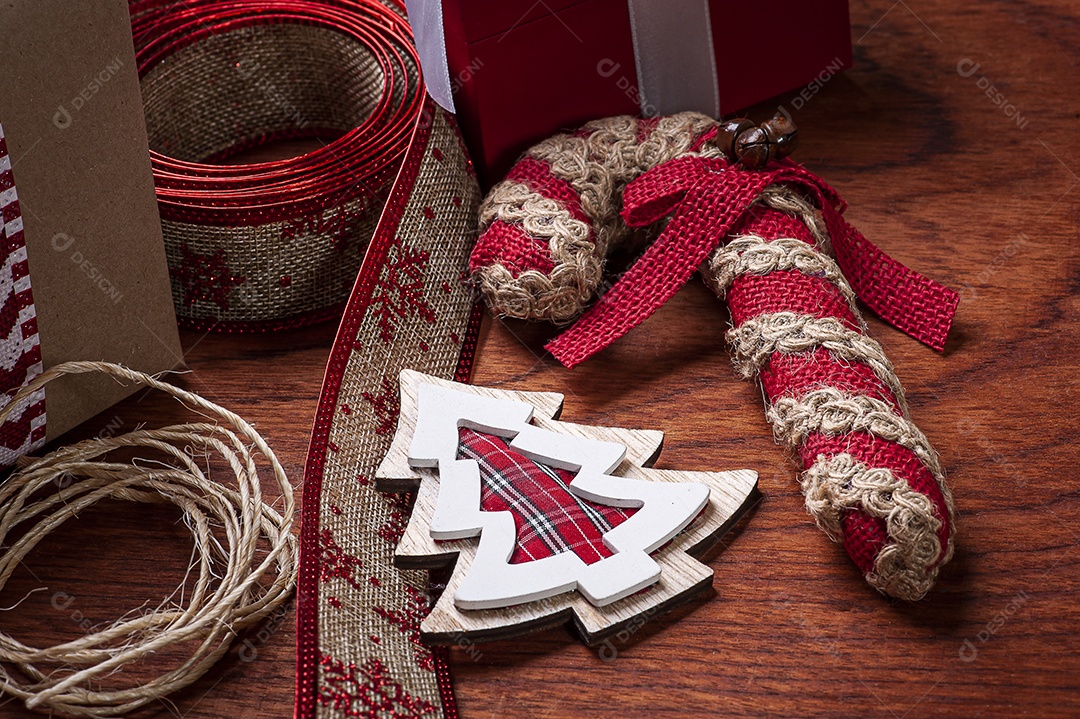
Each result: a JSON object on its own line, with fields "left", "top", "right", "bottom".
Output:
{"left": 725, "top": 207, "right": 860, "bottom": 327}
{"left": 731, "top": 205, "right": 813, "bottom": 242}
{"left": 509, "top": 157, "right": 590, "bottom": 226}
{"left": 760, "top": 348, "right": 901, "bottom": 411}
{"left": 468, "top": 220, "right": 555, "bottom": 277}
{"left": 727, "top": 270, "right": 861, "bottom": 331}
{"left": 457, "top": 427, "right": 635, "bottom": 565}
{"left": 800, "top": 431, "right": 951, "bottom": 566}
{"left": 841, "top": 510, "right": 890, "bottom": 574}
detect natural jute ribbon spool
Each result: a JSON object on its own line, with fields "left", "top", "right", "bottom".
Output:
{"left": 0, "top": 361, "right": 296, "bottom": 717}
{"left": 132, "top": 0, "right": 423, "bottom": 332}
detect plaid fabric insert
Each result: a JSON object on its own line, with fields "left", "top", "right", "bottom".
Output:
{"left": 457, "top": 427, "right": 637, "bottom": 565}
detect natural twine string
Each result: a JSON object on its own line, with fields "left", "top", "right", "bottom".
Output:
{"left": 0, "top": 361, "right": 297, "bottom": 717}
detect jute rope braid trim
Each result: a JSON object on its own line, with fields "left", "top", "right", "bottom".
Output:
{"left": 754, "top": 185, "right": 833, "bottom": 254}
{"left": 801, "top": 453, "right": 945, "bottom": 600}
{"left": 475, "top": 181, "right": 599, "bottom": 322}
{"left": 0, "top": 361, "right": 296, "bottom": 717}
{"left": 478, "top": 182, "right": 591, "bottom": 243}
{"left": 705, "top": 235, "right": 861, "bottom": 322}
{"left": 768, "top": 388, "right": 949, "bottom": 494}
{"left": 527, "top": 120, "right": 634, "bottom": 255}
{"left": 725, "top": 312, "right": 909, "bottom": 414}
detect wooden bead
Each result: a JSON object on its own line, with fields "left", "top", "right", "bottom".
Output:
{"left": 762, "top": 113, "right": 799, "bottom": 160}
{"left": 716, "top": 114, "right": 799, "bottom": 168}
{"left": 716, "top": 118, "right": 755, "bottom": 159}
{"left": 733, "top": 126, "right": 771, "bottom": 169}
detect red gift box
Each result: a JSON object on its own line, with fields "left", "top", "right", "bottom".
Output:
{"left": 407, "top": 0, "right": 852, "bottom": 187}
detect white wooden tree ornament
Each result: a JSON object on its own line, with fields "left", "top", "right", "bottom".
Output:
{"left": 375, "top": 370, "right": 758, "bottom": 645}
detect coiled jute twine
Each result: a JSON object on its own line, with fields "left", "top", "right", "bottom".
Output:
{"left": 0, "top": 361, "right": 296, "bottom": 717}
{"left": 131, "top": 0, "right": 422, "bottom": 331}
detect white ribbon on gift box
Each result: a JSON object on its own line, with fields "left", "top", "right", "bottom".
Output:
{"left": 404, "top": 0, "right": 721, "bottom": 119}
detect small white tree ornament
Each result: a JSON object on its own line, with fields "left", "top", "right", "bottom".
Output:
{"left": 376, "top": 370, "right": 758, "bottom": 645}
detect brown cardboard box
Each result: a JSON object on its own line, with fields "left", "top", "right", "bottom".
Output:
{"left": 0, "top": 0, "right": 182, "bottom": 461}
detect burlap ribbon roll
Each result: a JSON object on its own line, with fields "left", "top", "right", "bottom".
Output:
{"left": 130, "top": 0, "right": 422, "bottom": 330}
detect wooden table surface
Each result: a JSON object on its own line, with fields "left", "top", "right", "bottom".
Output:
{"left": 2, "top": 0, "right": 1078, "bottom": 717}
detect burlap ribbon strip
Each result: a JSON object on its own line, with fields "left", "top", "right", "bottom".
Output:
{"left": 131, "top": 0, "right": 422, "bottom": 331}
{"left": 296, "top": 99, "right": 481, "bottom": 719}
{"left": 545, "top": 158, "right": 957, "bottom": 367}
{"left": 130, "top": 1, "right": 482, "bottom": 713}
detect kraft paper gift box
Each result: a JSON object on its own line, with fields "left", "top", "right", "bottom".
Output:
{"left": 407, "top": 0, "right": 852, "bottom": 187}
{"left": 0, "top": 0, "right": 182, "bottom": 463}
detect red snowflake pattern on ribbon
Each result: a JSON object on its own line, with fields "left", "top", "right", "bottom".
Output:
{"left": 373, "top": 585, "right": 435, "bottom": 672}
{"left": 319, "top": 655, "right": 437, "bottom": 718}
{"left": 281, "top": 206, "right": 366, "bottom": 254}
{"left": 361, "top": 376, "right": 400, "bottom": 436}
{"left": 171, "top": 244, "right": 246, "bottom": 311}
{"left": 377, "top": 492, "right": 412, "bottom": 546}
{"left": 319, "top": 527, "right": 364, "bottom": 591}
{"left": 369, "top": 236, "right": 436, "bottom": 344}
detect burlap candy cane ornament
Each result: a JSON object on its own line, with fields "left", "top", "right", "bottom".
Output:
{"left": 468, "top": 113, "right": 960, "bottom": 601}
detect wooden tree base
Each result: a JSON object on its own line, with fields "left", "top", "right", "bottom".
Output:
{"left": 376, "top": 370, "right": 758, "bottom": 645}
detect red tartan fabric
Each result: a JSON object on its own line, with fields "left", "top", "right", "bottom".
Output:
{"left": 456, "top": 427, "right": 636, "bottom": 565}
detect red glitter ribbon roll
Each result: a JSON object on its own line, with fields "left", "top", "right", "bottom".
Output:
{"left": 130, "top": 0, "right": 424, "bottom": 330}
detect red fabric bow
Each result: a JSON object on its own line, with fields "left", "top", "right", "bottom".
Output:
{"left": 545, "top": 156, "right": 960, "bottom": 368}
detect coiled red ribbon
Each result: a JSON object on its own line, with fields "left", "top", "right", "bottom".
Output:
{"left": 130, "top": 0, "right": 424, "bottom": 330}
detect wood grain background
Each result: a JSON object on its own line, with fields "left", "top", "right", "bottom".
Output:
{"left": 1, "top": 0, "right": 1077, "bottom": 716}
